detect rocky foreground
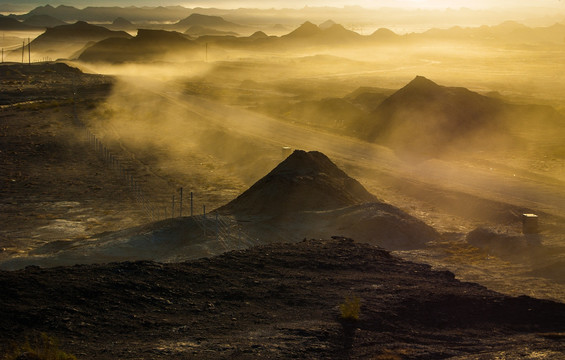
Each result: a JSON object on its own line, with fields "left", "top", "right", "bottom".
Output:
{"left": 1, "top": 237, "right": 564, "bottom": 359}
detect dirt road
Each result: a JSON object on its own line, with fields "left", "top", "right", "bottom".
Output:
{"left": 126, "top": 76, "right": 565, "bottom": 220}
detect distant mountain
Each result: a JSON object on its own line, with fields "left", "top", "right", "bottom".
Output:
{"left": 282, "top": 21, "right": 362, "bottom": 44}
{"left": 285, "top": 98, "right": 367, "bottom": 134}
{"left": 184, "top": 25, "right": 238, "bottom": 37}
{"left": 319, "top": 19, "right": 336, "bottom": 30}
{"left": 111, "top": 17, "right": 135, "bottom": 30}
{"left": 23, "top": 5, "right": 82, "bottom": 22}
{"left": 344, "top": 87, "right": 392, "bottom": 112}
{"left": 364, "top": 76, "right": 565, "bottom": 158}
{"left": 283, "top": 21, "right": 320, "bottom": 39}
{"left": 408, "top": 20, "right": 565, "bottom": 45}
{"left": 0, "top": 16, "right": 38, "bottom": 31}
{"left": 19, "top": 4, "right": 193, "bottom": 23}
{"left": 175, "top": 13, "right": 242, "bottom": 31}
{"left": 369, "top": 28, "right": 400, "bottom": 41}
{"left": 365, "top": 76, "right": 507, "bottom": 157}
{"left": 79, "top": 29, "right": 198, "bottom": 63}
{"left": 22, "top": 15, "right": 67, "bottom": 28}
{"left": 249, "top": 31, "right": 268, "bottom": 39}
{"left": 30, "top": 21, "right": 132, "bottom": 57}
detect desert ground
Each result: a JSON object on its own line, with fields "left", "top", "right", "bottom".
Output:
{"left": 2, "top": 5, "right": 565, "bottom": 358}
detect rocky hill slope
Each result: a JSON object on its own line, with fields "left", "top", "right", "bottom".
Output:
{"left": 1, "top": 238, "right": 564, "bottom": 359}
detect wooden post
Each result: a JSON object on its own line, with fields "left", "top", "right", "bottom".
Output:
{"left": 179, "top": 187, "right": 183, "bottom": 217}
{"left": 216, "top": 213, "right": 219, "bottom": 241}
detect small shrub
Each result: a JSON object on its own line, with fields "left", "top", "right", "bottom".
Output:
{"left": 339, "top": 295, "right": 361, "bottom": 321}
{"left": 4, "top": 333, "right": 77, "bottom": 360}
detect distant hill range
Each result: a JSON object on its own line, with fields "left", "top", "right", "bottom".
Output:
{"left": 16, "top": 4, "right": 193, "bottom": 23}
{"left": 280, "top": 21, "right": 362, "bottom": 44}
{"left": 79, "top": 29, "right": 198, "bottom": 63}
{"left": 109, "top": 17, "right": 136, "bottom": 30}
{"left": 22, "top": 14, "right": 67, "bottom": 28}
{"left": 185, "top": 25, "right": 239, "bottom": 37}
{"left": 29, "top": 21, "right": 131, "bottom": 58}
{"left": 174, "top": 13, "right": 243, "bottom": 31}
{"left": 0, "top": 15, "right": 39, "bottom": 31}
{"left": 12, "top": 5, "right": 565, "bottom": 45}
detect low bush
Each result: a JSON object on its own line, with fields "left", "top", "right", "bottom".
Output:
{"left": 339, "top": 295, "right": 361, "bottom": 321}
{"left": 3, "top": 333, "right": 76, "bottom": 360}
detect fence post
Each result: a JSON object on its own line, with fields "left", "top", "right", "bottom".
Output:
{"left": 179, "top": 187, "right": 183, "bottom": 217}
{"left": 216, "top": 213, "right": 219, "bottom": 242}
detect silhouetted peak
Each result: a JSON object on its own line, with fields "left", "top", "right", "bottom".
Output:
{"left": 371, "top": 27, "right": 398, "bottom": 38}
{"left": 319, "top": 19, "right": 336, "bottom": 30}
{"left": 286, "top": 21, "right": 320, "bottom": 37}
{"left": 322, "top": 23, "right": 356, "bottom": 35}
{"left": 217, "top": 150, "right": 377, "bottom": 216}
{"left": 177, "top": 13, "right": 232, "bottom": 27}
{"left": 135, "top": 29, "right": 189, "bottom": 42}
{"left": 272, "top": 150, "right": 347, "bottom": 177}
{"left": 399, "top": 76, "right": 443, "bottom": 94}
{"left": 113, "top": 17, "right": 133, "bottom": 26}
{"left": 249, "top": 31, "right": 268, "bottom": 38}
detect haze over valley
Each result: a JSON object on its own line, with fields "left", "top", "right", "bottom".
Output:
{"left": 2, "top": 2, "right": 565, "bottom": 358}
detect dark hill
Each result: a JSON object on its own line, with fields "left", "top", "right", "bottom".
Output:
{"left": 286, "top": 98, "right": 367, "bottom": 133}
{"left": 23, "top": 5, "right": 81, "bottom": 21}
{"left": 344, "top": 86, "right": 392, "bottom": 112}
{"left": 282, "top": 21, "right": 361, "bottom": 44}
{"left": 319, "top": 19, "right": 337, "bottom": 30}
{"left": 79, "top": 29, "right": 197, "bottom": 63}
{"left": 365, "top": 76, "right": 510, "bottom": 158}
{"left": 111, "top": 17, "right": 135, "bottom": 29}
{"left": 283, "top": 21, "right": 321, "bottom": 39}
{"left": 249, "top": 30, "right": 269, "bottom": 39}
{"left": 184, "top": 25, "right": 238, "bottom": 37}
{"left": 217, "top": 150, "right": 376, "bottom": 216}
{"left": 30, "top": 21, "right": 132, "bottom": 55}
{"left": 1, "top": 238, "right": 564, "bottom": 359}
{"left": 22, "top": 14, "right": 66, "bottom": 28}
{"left": 0, "top": 16, "right": 37, "bottom": 31}
{"left": 175, "top": 13, "right": 241, "bottom": 30}
{"left": 370, "top": 27, "right": 400, "bottom": 41}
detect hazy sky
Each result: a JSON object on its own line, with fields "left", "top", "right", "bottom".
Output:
{"left": 1, "top": 0, "right": 564, "bottom": 10}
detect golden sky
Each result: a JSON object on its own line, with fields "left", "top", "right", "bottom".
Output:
{"left": 2, "top": 0, "right": 564, "bottom": 10}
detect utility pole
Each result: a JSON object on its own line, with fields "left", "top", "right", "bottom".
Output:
{"left": 28, "top": 38, "right": 30, "bottom": 64}
{"left": 21, "top": 41, "right": 24, "bottom": 63}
